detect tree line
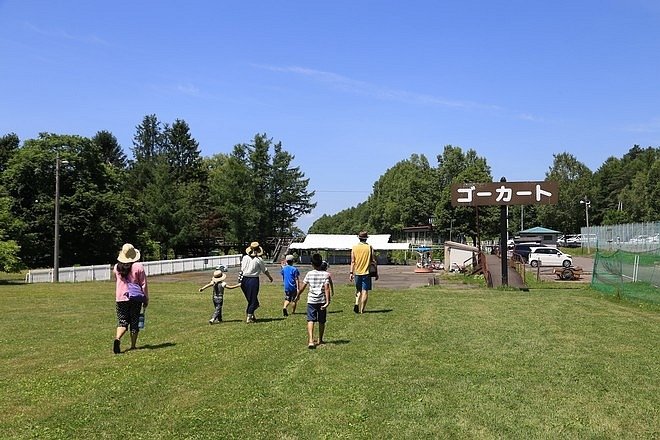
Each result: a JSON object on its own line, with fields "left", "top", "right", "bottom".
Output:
{"left": 308, "top": 145, "right": 660, "bottom": 244}
{"left": 1, "top": 116, "right": 657, "bottom": 273}
{"left": 0, "top": 115, "right": 315, "bottom": 272}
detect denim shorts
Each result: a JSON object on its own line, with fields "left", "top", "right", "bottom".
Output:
{"left": 306, "top": 303, "right": 327, "bottom": 323}
{"left": 355, "top": 274, "right": 372, "bottom": 291}
{"left": 284, "top": 290, "right": 298, "bottom": 302}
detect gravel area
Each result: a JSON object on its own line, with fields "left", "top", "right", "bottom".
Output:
{"left": 152, "top": 256, "right": 595, "bottom": 288}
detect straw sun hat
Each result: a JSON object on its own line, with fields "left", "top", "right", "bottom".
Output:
{"left": 117, "top": 243, "right": 141, "bottom": 263}
{"left": 245, "top": 241, "right": 264, "bottom": 256}
{"left": 211, "top": 270, "right": 227, "bottom": 283}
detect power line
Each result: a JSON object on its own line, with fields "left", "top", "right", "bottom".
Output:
{"left": 311, "top": 190, "right": 370, "bottom": 193}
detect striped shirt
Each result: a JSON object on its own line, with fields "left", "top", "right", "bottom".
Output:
{"left": 302, "top": 270, "right": 329, "bottom": 304}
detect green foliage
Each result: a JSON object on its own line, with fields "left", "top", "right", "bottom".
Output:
{"left": 270, "top": 141, "right": 315, "bottom": 235}
{"left": 0, "top": 132, "right": 19, "bottom": 173}
{"left": 140, "top": 157, "right": 178, "bottom": 251}
{"left": 164, "top": 119, "right": 205, "bottom": 184}
{"left": 536, "top": 152, "right": 594, "bottom": 234}
{"left": 409, "top": 146, "right": 497, "bottom": 242}
{"left": 593, "top": 146, "right": 660, "bottom": 226}
{"left": 0, "top": 196, "right": 22, "bottom": 272}
{"left": 207, "top": 134, "right": 315, "bottom": 244}
{"left": 309, "top": 144, "right": 659, "bottom": 242}
{"left": 308, "top": 202, "right": 370, "bottom": 234}
{"left": 1, "top": 116, "right": 657, "bottom": 270}
{"left": 130, "top": 117, "right": 230, "bottom": 257}
{"left": 92, "top": 130, "right": 127, "bottom": 168}
{"left": 309, "top": 146, "right": 499, "bottom": 241}
{"left": 132, "top": 114, "right": 164, "bottom": 161}
{"left": 2, "top": 134, "right": 131, "bottom": 267}
{"left": 369, "top": 154, "right": 435, "bottom": 233}
{"left": 388, "top": 250, "right": 411, "bottom": 265}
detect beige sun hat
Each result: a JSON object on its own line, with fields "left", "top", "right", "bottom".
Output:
{"left": 358, "top": 231, "right": 369, "bottom": 240}
{"left": 245, "top": 241, "right": 264, "bottom": 256}
{"left": 212, "top": 270, "right": 226, "bottom": 283}
{"left": 117, "top": 243, "right": 141, "bottom": 263}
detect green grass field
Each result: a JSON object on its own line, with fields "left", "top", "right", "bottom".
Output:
{"left": 1, "top": 276, "right": 659, "bottom": 439}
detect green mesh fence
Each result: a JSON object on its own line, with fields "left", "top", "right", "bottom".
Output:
{"left": 592, "top": 248, "right": 660, "bottom": 304}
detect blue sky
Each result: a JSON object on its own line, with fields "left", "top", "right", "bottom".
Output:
{"left": 2, "top": 1, "right": 659, "bottom": 232}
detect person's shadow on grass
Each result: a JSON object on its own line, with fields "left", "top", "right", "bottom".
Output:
{"left": 254, "top": 317, "right": 285, "bottom": 323}
{"left": 324, "top": 339, "right": 350, "bottom": 345}
{"left": 137, "top": 342, "right": 176, "bottom": 351}
{"left": 362, "top": 309, "right": 393, "bottom": 314}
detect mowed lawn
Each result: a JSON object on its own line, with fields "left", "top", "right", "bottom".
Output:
{"left": 0, "top": 276, "right": 658, "bottom": 439}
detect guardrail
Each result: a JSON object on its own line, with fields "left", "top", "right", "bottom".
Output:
{"left": 25, "top": 255, "right": 242, "bottom": 283}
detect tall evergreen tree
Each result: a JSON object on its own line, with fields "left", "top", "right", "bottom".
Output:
{"left": 140, "top": 156, "right": 177, "bottom": 253}
{"left": 92, "top": 130, "right": 127, "bottom": 168}
{"left": 207, "top": 134, "right": 315, "bottom": 247}
{"left": 248, "top": 134, "right": 272, "bottom": 242}
{"left": 269, "top": 141, "right": 315, "bottom": 236}
{"left": 0, "top": 132, "right": 20, "bottom": 174}
{"left": 159, "top": 119, "right": 209, "bottom": 255}
{"left": 132, "top": 114, "right": 164, "bottom": 162}
{"left": 210, "top": 148, "right": 258, "bottom": 244}
{"left": 164, "top": 119, "right": 205, "bottom": 183}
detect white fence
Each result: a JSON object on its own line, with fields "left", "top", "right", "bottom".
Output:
{"left": 25, "top": 255, "right": 242, "bottom": 283}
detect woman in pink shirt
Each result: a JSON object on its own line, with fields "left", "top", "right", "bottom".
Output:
{"left": 113, "top": 243, "right": 149, "bottom": 354}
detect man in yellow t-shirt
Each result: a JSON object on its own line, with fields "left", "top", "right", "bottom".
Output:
{"left": 349, "top": 231, "right": 378, "bottom": 314}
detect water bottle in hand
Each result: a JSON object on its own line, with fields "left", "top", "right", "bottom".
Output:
{"left": 138, "top": 312, "right": 145, "bottom": 329}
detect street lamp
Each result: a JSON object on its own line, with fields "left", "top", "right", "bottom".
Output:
{"left": 580, "top": 198, "right": 591, "bottom": 253}
{"left": 54, "top": 152, "right": 69, "bottom": 282}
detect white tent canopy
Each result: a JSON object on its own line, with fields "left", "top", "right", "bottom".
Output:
{"left": 289, "top": 234, "right": 410, "bottom": 251}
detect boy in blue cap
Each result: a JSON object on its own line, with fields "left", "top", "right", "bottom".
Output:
{"left": 281, "top": 254, "right": 300, "bottom": 316}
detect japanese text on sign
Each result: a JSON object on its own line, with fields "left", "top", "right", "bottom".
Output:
{"left": 450, "top": 181, "right": 559, "bottom": 206}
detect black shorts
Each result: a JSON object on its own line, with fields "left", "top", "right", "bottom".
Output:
{"left": 116, "top": 300, "right": 142, "bottom": 333}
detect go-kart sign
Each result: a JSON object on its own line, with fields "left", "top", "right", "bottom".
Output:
{"left": 451, "top": 181, "right": 559, "bottom": 206}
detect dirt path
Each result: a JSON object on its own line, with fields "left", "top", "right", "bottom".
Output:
{"left": 153, "top": 256, "right": 595, "bottom": 289}
{"left": 154, "top": 263, "right": 445, "bottom": 290}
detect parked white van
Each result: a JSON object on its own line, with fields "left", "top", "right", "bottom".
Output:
{"left": 528, "top": 247, "right": 573, "bottom": 268}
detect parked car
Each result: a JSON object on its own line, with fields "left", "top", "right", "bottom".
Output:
{"left": 511, "top": 243, "right": 545, "bottom": 263}
{"left": 528, "top": 247, "right": 572, "bottom": 268}
{"left": 627, "top": 235, "right": 655, "bottom": 244}
{"left": 563, "top": 233, "right": 597, "bottom": 247}
{"left": 557, "top": 235, "right": 577, "bottom": 247}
